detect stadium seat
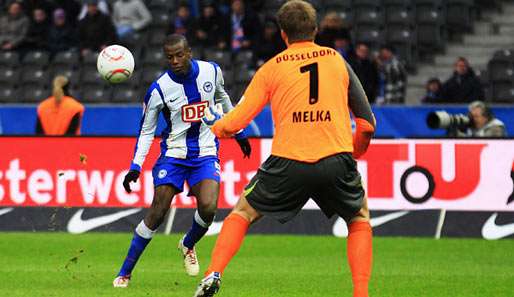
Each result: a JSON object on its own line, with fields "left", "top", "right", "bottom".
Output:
{"left": 68, "top": 86, "right": 81, "bottom": 100}
{"left": 384, "top": 0, "right": 413, "bottom": 6}
{"left": 0, "top": 86, "right": 18, "bottom": 103}
{"left": 387, "top": 27, "right": 417, "bottom": 68}
{"left": 120, "top": 31, "right": 148, "bottom": 54}
{"left": 234, "top": 50, "right": 254, "bottom": 67}
{"left": 415, "top": 0, "right": 444, "bottom": 7}
{"left": 80, "top": 66, "right": 103, "bottom": 84}
{"left": 263, "top": 0, "right": 286, "bottom": 12}
{"left": 488, "top": 61, "right": 514, "bottom": 83}
{"left": 21, "top": 50, "right": 50, "bottom": 67}
{"left": 82, "top": 87, "right": 112, "bottom": 103}
{"left": 52, "top": 51, "right": 80, "bottom": 67}
{"left": 222, "top": 69, "right": 235, "bottom": 88}
{"left": 492, "top": 82, "right": 514, "bottom": 103}
{"left": 82, "top": 52, "right": 99, "bottom": 66}
{"left": 21, "top": 68, "right": 49, "bottom": 88}
{"left": 490, "top": 49, "right": 514, "bottom": 64}
{"left": 323, "top": 0, "right": 351, "bottom": 10}
{"left": 386, "top": 9, "right": 415, "bottom": 26}
{"left": 149, "top": 30, "right": 167, "bottom": 46}
{"left": 141, "top": 66, "right": 165, "bottom": 86}
{"left": 191, "top": 46, "right": 204, "bottom": 60}
{"left": 143, "top": 47, "right": 166, "bottom": 68}
{"left": 49, "top": 64, "right": 74, "bottom": 76}
{"left": 19, "top": 86, "right": 50, "bottom": 103}
{"left": 111, "top": 87, "right": 141, "bottom": 103}
{"left": 0, "top": 67, "right": 20, "bottom": 88}
{"left": 0, "top": 51, "right": 19, "bottom": 67}
{"left": 229, "top": 84, "right": 246, "bottom": 105}
{"left": 353, "top": 0, "right": 382, "bottom": 8}
{"left": 488, "top": 63, "right": 514, "bottom": 83}
{"left": 446, "top": 0, "right": 475, "bottom": 33}
{"left": 233, "top": 67, "right": 255, "bottom": 84}
{"left": 151, "top": 11, "right": 171, "bottom": 28}
{"left": 354, "top": 27, "right": 384, "bottom": 49}
{"left": 204, "top": 50, "right": 231, "bottom": 70}
{"left": 417, "top": 24, "right": 444, "bottom": 49}
{"left": 354, "top": 8, "right": 385, "bottom": 27}
{"left": 416, "top": 5, "right": 444, "bottom": 24}
{"left": 475, "top": 69, "right": 490, "bottom": 86}
{"left": 337, "top": 10, "right": 353, "bottom": 26}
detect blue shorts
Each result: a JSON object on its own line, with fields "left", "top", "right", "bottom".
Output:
{"left": 152, "top": 156, "right": 220, "bottom": 192}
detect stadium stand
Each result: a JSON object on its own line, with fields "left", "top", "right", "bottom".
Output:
{"left": 0, "top": 0, "right": 512, "bottom": 105}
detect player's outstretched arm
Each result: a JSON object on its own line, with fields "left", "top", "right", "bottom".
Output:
{"left": 211, "top": 68, "right": 270, "bottom": 138}
{"left": 210, "top": 62, "right": 251, "bottom": 157}
{"left": 345, "top": 61, "right": 376, "bottom": 159}
{"left": 125, "top": 84, "right": 163, "bottom": 192}
{"left": 211, "top": 63, "right": 235, "bottom": 114}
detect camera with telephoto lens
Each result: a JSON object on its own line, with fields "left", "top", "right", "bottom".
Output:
{"left": 426, "top": 111, "right": 472, "bottom": 136}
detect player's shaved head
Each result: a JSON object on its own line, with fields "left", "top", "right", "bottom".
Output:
{"left": 164, "top": 33, "right": 190, "bottom": 49}
{"left": 163, "top": 34, "right": 192, "bottom": 76}
{"left": 277, "top": 0, "right": 317, "bottom": 44}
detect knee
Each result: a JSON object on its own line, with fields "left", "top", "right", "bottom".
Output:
{"left": 146, "top": 203, "right": 169, "bottom": 229}
{"left": 197, "top": 197, "right": 217, "bottom": 220}
{"left": 350, "top": 203, "right": 370, "bottom": 224}
{"left": 232, "top": 194, "right": 261, "bottom": 224}
{"left": 145, "top": 208, "right": 168, "bottom": 229}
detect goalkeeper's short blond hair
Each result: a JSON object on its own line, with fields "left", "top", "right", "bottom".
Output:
{"left": 276, "top": 0, "right": 318, "bottom": 43}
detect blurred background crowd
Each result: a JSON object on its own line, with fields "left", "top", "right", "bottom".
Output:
{"left": 0, "top": 0, "right": 512, "bottom": 112}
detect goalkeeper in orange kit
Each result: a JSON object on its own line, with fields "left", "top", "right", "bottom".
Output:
{"left": 194, "top": 1, "right": 376, "bottom": 296}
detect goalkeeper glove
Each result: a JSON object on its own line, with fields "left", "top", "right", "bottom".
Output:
{"left": 201, "top": 103, "right": 224, "bottom": 127}
{"left": 353, "top": 117, "right": 375, "bottom": 159}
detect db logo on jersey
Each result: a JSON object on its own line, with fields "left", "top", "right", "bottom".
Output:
{"left": 182, "top": 101, "right": 209, "bottom": 122}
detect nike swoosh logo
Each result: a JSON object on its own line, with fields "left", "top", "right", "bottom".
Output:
{"left": 0, "top": 208, "right": 14, "bottom": 216}
{"left": 67, "top": 208, "right": 142, "bottom": 234}
{"left": 333, "top": 211, "right": 410, "bottom": 237}
{"left": 481, "top": 213, "right": 514, "bottom": 240}
{"left": 169, "top": 96, "right": 182, "bottom": 102}
{"left": 370, "top": 211, "right": 410, "bottom": 227}
{"left": 206, "top": 211, "right": 411, "bottom": 237}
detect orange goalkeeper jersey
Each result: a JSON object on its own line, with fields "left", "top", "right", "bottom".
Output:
{"left": 212, "top": 41, "right": 354, "bottom": 163}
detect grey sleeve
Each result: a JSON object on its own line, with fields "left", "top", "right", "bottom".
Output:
{"left": 132, "top": 0, "right": 152, "bottom": 30}
{"left": 213, "top": 65, "right": 235, "bottom": 113}
{"left": 11, "top": 17, "right": 29, "bottom": 47}
{"left": 345, "top": 60, "right": 375, "bottom": 128}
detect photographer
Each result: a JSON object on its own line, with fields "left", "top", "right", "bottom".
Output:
{"left": 466, "top": 101, "right": 507, "bottom": 137}
{"left": 427, "top": 101, "right": 507, "bottom": 137}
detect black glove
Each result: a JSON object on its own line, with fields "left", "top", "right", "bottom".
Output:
{"left": 123, "top": 170, "right": 140, "bottom": 193}
{"left": 236, "top": 137, "right": 252, "bottom": 158}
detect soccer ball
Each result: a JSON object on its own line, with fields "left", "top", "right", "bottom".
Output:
{"left": 97, "top": 45, "right": 135, "bottom": 84}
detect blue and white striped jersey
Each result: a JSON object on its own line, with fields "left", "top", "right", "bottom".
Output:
{"left": 130, "top": 59, "right": 234, "bottom": 171}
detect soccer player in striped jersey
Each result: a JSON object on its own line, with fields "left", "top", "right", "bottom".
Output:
{"left": 194, "top": 1, "right": 375, "bottom": 296}
{"left": 113, "top": 34, "right": 251, "bottom": 288}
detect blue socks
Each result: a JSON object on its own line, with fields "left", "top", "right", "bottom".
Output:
{"left": 118, "top": 221, "right": 155, "bottom": 277}
{"left": 183, "top": 211, "right": 211, "bottom": 249}
{"left": 117, "top": 211, "right": 211, "bottom": 277}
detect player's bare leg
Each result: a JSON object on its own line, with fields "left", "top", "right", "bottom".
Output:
{"left": 179, "top": 180, "right": 220, "bottom": 276}
{"left": 346, "top": 195, "right": 372, "bottom": 297}
{"left": 193, "top": 194, "right": 262, "bottom": 297}
{"left": 114, "top": 185, "right": 177, "bottom": 287}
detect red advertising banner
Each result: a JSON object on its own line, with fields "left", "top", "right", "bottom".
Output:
{"left": 0, "top": 137, "right": 260, "bottom": 208}
{"left": 0, "top": 137, "right": 513, "bottom": 211}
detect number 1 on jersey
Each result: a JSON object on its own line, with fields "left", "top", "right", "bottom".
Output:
{"left": 300, "top": 62, "right": 319, "bottom": 104}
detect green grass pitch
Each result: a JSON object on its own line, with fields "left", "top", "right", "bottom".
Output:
{"left": 0, "top": 233, "right": 513, "bottom": 296}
